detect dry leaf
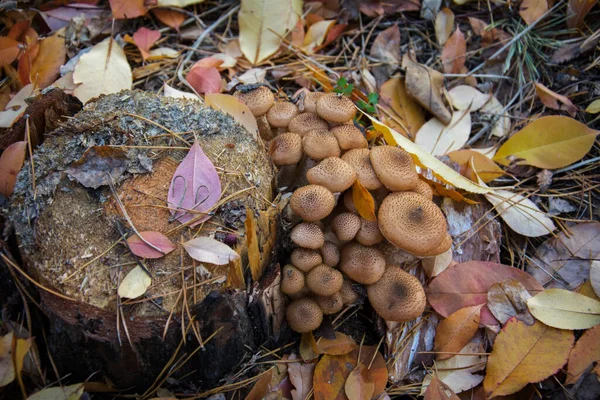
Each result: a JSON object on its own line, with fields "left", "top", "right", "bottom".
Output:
{"left": 157, "top": 0, "right": 206, "bottom": 6}
{"left": 0, "top": 332, "right": 16, "bottom": 387}
{"left": 415, "top": 110, "right": 471, "bottom": 157}
{"left": 0, "top": 37, "right": 21, "bottom": 67}
{"left": 442, "top": 28, "right": 466, "bottom": 74}
{"left": 27, "top": 384, "right": 84, "bottom": 400}
{"left": 146, "top": 48, "right": 179, "bottom": 61}
{"left": 591, "top": 261, "right": 600, "bottom": 298}
{"left": 480, "top": 96, "right": 510, "bottom": 138}
{"left": 519, "top": 0, "right": 548, "bottom": 25}
{"left": 109, "top": 0, "right": 147, "bottom": 19}
{"left": 245, "top": 368, "right": 273, "bottom": 400}
{"left": 565, "top": 324, "right": 600, "bottom": 385}
{"left": 317, "top": 332, "right": 357, "bottom": 355}
{"left": 345, "top": 363, "right": 374, "bottom": 400}
{"left": 424, "top": 374, "right": 460, "bottom": 400}
{"left": 0, "top": 84, "right": 35, "bottom": 128}
{"left": 435, "top": 8, "right": 454, "bottom": 46}
{"left": 352, "top": 179, "right": 376, "bottom": 221}
{"left": 118, "top": 266, "right": 151, "bottom": 299}
{"left": 379, "top": 76, "right": 425, "bottom": 138}
{"left": 205, "top": 93, "right": 259, "bottom": 140}
{"left": 302, "top": 20, "right": 336, "bottom": 54}
{"left": 447, "top": 85, "right": 491, "bottom": 111}
{"left": 186, "top": 66, "right": 222, "bottom": 94}
{"left": 163, "top": 83, "right": 201, "bottom": 100}
{"left": 585, "top": 99, "right": 600, "bottom": 114}
{"left": 127, "top": 232, "right": 176, "bottom": 259}
{"left": 132, "top": 27, "right": 160, "bottom": 60}
{"left": 535, "top": 82, "right": 577, "bottom": 117}
{"left": 289, "top": 355, "right": 315, "bottom": 400}
{"left": 0, "top": 141, "right": 27, "bottom": 197}
{"left": 447, "top": 150, "right": 505, "bottom": 183}
{"left": 182, "top": 237, "right": 240, "bottom": 265}
{"left": 421, "top": 247, "right": 453, "bottom": 278}
{"left": 434, "top": 305, "right": 482, "bottom": 360}
{"left": 29, "top": 29, "right": 66, "bottom": 89}
{"left": 526, "top": 288, "right": 600, "bottom": 330}
{"left": 152, "top": 8, "right": 186, "bottom": 31}
{"left": 314, "top": 353, "right": 355, "bottom": 400}
{"left": 66, "top": 146, "right": 127, "bottom": 189}
{"left": 567, "top": 0, "right": 596, "bottom": 29}
{"left": 370, "top": 24, "right": 401, "bottom": 82}
{"left": 486, "top": 280, "right": 534, "bottom": 325}
{"left": 245, "top": 207, "right": 261, "bottom": 281}
{"left": 404, "top": 58, "right": 452, "bottom": 124}
{"left": 300, "top": 331, "right": 320, "bottom": 361}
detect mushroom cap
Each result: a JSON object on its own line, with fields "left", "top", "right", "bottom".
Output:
{"left": 355, "top": 218, "right": 384, "bottom": 246}
{"left": 315, "top": 292, "right": 344, "bottom": 314}
{"left": 286, "top": 298, "right": 323, "bottom": 332}
{"left": 288, "top": 113, "right": 329, "bottom": 136}
{"left": 268, "top": 132, "right": 303, "bottom": 166}
{"left": 331, "top": 125, "right": 368, "bottom": 150}
{"left": 343, "top": 190, "right": 358, "bottom": 213}
{"left": 331, "top": 212, "right": 361, "bottom": 242}
{"left": 340, "top": 243, "right": 386, "bottom": 284}
{"left": 281, "top": 264, "right": 306, "bottom": 295}
{"left": 306, "top": 157, "right": 356, "bottom": 193}
{"left": 321, "top": 241, "right": 340, "bottom": 267}
{"left": 303, "top": 92, "right": 323, "bottom": 113}
{"left": 411, "top": 179, "right": 433, "bottom": 200}
{"left": 369, "top": 146, "right": 418, "bottom": 191}
{"left": 234, "top": 86, "right": 274, "bottom": 117}
{"left": 341, "top": 148, "right": 383, "bottom": 190}
{"left": 419, "top": 232, "right": 452, "bottom": 257}
{"left": 367, "top": 266, "right": 426, "bottom": 321}
{"left": 306, "top": 264, "right": 344, "bottom": 296}
{"left": 340, "top": 279, "right": 360, "bottom": 305}
{"left": 290, "top": 248, "right": 323, "bottom": 272}
{"left": 267, "top": 101, "right": 299, "bottom": 127}
{"left": 302, "top": 130, "right": 341, "bottom": 160}
{"left": 378, "top": 192, "right": 448, "bottom": 255}
{"left": 290, "top": 222, "right": 325, "bottom": 249}
{"left": 316, "top": 93, "right": 356, "bottom": 123}
{"left": 290, "top": 185, "right": 336, "bottom": 222}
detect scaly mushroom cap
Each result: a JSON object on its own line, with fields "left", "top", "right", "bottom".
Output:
{"left": 281, "top": 264, "right": 306, "bottom": 295}
{"left": 369, "top": 146, "right": 419, "bottom": 191}
{"left": 290, "top": 248, "right": 323, "bottom": 272}
{"left": 341, "top": 148, "right": 383, "bottom": 190}
{"left": 331, "top": 212, "right": 361, "bottom": 242}
{"left": 306, "top": 264, "right": 344, "bottom": 296}
{"left": 419, "top": 232, "right": 452, "bottom": 257}
{"left": 268, "top": 132, "right": 302, "bottom": 166}
{"left": 267, "top": 101, "right": 299, "bottom": 127}
{"left": 288, "top": 113, "right": 329, "bottom": 136}
{"left": 316, "top": 292, "right": 344, "bottom": 315}
{"left": 355, "top": 218, "right": 384, "bottom": 246}
{"left": 290, "top": 185, "right": 336, "bottom": 221}
{"left": 378, "top": 192, "right": 448, "bottom": 255}
{"left": 302, "top": 130, "right": 341, "bottom": 160}
{"left": 331, "top": 125, "right": 368, "bottom": 150}
{"left": 286, "top": 298, "right": 323, "bottom": 332}
{"left": 340, "top": 243, "right": 386, "bottom": 284}
{"left": 234, "top": 86, "right": 274, "bottom": 117}
{"left": 303, "top": 92, "right": 323, "bottom": 113}
{"left": 411, "top": 179, "right": 433, "bottom": 200}
{"left": 367, "top": 266, "right": 426, "bottom": 322}
{"left": 306, "top": 157, "right": 356, "bottom": 193}
{"left": 290, "top": 222, "right": 325, "bottom": 249}
{"left": 316, "top": 93, "right": 356, "bottom": 123}
{"left": 321, "top": 241, "right": 340, "bottom": 267}
{"left": 340, "top": 279, "right": 360, "bottom": 305}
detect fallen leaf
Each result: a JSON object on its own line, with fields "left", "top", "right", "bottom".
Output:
{"left": 317, "top": 332, "right": 357, "bottom": 355}
{"left": 157, "top": 0, "right": 206, "bottom": 6}
{"left": 415, "top": 110, "right": 471, "bottom": 157}
{"left": 300, "top": 331, "right": 320, "bottom": 361}
{"left": 0, "top": 332, "right": 16, "bottom": 387}
{"left": 186, "top": 66, "right": 221, "bottom": 94}
{"left": 302, "top": 20, "right": 336, "bottom": 54}
{"left": 468, "top": 17, "right": 511, "bottom": 46}
{"left": 592, "top": 261, "right": 600, "bottom": 298}
{"left": 404, "top": 58, "right": 452, "bottom": 124}
{"left": 345, "top": 363, "right": 374, "bottom": 400}
{"left": 27, "top": 383, "right": 84, "bottom": 400}
{"left": 0, "top": 141, "right": 27, "bottom": 197}
{"left": 483, "top": 318, "right": 573, "bottom": 398}
{"left": 109, "top": 0, "right": 147, "bottom": 19}
{"left": 427, "top": 261, "right": 544, "bottom": 325}
{"left": 146, "top": 47, "right": 179, "bottom": 61}
{"left": 578, "top": 280, "right": 600, "bottom": 301}
{"left": 566, "top": 0, "right": 596, "bottom": 29}
{"left": 480, "top": 96, "right": 511, "bottom": 138}
{"left": 352, "top": 179, "right": 376, "bottom": 221}
{"left": 566, "top": 324, "right": 600, "bottom": 385}
{"left": 127, "top": 232, "right": 176, "bottom": 259}
{"left": 379, "top": 76, "right": 425, "bottom": 138}
{"left": 245, "top": 368, "right": 274, "bottom": 400}
{"left": 424, "top": 374, "right": 460, "bottom": 400}
{"left": 0, "top": 36, "right": 21, "bottom": 67}
{"left": 118, "top": 266, "right": 151, "bottom": 299}
{"left": 133, "top": 27, "right": 160, "bottom": 60}
{"left": 152, "top": 8, "right": 186, "bottom": 31}
{"left": 447, "top": 85, "right": 491, "bottom": 111}
{"left": 0, "top": 84, "right": 35, "bottom": 128}
{"left": 182, "top": 237, "right": 240, "bottom": 265}
{"left": 289, "top": 356, "right": 315, "bottom": 400}
{"left": 447, "top": 150, "right": 505, "bottom": 183}
{"left": 526, "top": 288, "right": 600, "bottom": 330}
{"left": 167, "top": 141, "right": 222, "bottom": 226}
{"left": 239, "top": 0, "right": 302, "bottom": 64}
{"left": 486, "top": 280, "right": 534, "bottom": 325}
{"left": 66, "top": 146, "right": 127, "bottom": 189}
{"left": 73, "top": 37, "right": 133, "bottom": 104}
{"left": 370, "top": 24, "right": 401, "bottom": 82}
{"left": 442, "top": 28, "right": 466, "bottom": 74}
{"left": 585, "top": 99, "right": 600, "bottom": 114}
{"left": 535, "top": 82, "right": 577, "bottom": 117}
{"left": 17, "top": 38, "right": 40, "bottom": 85}
{"left": 163, "top": 83, "right": 201, "bottom": 100}
{"left": 205, "top": 93, "right": 259, "bottom": 140}
{"left": 313, "top": 352, "right": 355, "bottom": 400}
{"left": 435, "top": 8, "right": 454, "bottom": 46}
{"left": 434, "top": 305, "right": 482, "bottom": 360}
{"left": 421, "top": 247, "right": 453, "bottom": 278}
{"left": 519, "top": 0, "right": 548, "bottom": 25}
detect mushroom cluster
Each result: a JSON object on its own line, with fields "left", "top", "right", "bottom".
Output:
{"left": 234, "top": 86, "right": 449, "bottom": 333}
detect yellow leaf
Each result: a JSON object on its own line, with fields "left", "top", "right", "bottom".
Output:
{"left": 238, "top": 0, "right": 302, "bottom": 65}
{"left": 585, "top": 99, "right": 600, "bottom": 114}
{"left": 29, "top": 29, "right": 66, "bottom": 89}
{"left": 483, "top": 319, "right": 573, "bottom": 398}
{"left": 0, "top": 332, "right": 15, "bottom": 387}
{"left": 565, "top": 324, "right": 600, "bottom": 384}
{"left": 352, "top": 179, "right": 376, "bottom": 221}
{"left": 205, "top": 93, "right": 259, "bottom": 140}
{"left": 526, "top": 288, "right": 600, "bottom": 330}
{"left": 434, "top": 305, "right": 482, "bottom": 360}
{"left": 493, "top": 116, "right": 599, "bottom": 169}
{"left": 118, "top": 266, "right": 151, "bottom": 299}
{"left": 302, "top": 20, "right": 335, "bottom": 54}
{"left": 415, "top": 110, "right": 471, "bottom": 157}
{"left": 300, "top": 331, "right": 320, "bottom": 361}
{"left": 447, "top": 149, "right": 505, "bottom": 183}
{"left": 27, "top": 383, "right": 84, "bottom": 400}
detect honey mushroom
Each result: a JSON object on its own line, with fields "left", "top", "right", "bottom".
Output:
{"left": 286, "top": 298, "right": 323, "bottom": 333}
{"left": 302, "top": 92, "right": 323, "bottom": 113}
{"left": 234, "top": 86, "right": 274, "bottom": 117}
{"left": 315, "top": 292, "right": 344, "bottom": 315}
{"left": 331, "top": 212, "right": 361, "bottom": 242}
{"left": 302, "top": 130, "right": 341, "bottom": 160}
{"left": 266, "top": 101, "right": 299, "bottom": 128}
{"left": 316, "top": 93, "right": 357, "bottom": 123}
{"left": 321, "top": 241, "right": 340, "bottom": 267}
{"left": 288, "top": 113, "right": 329, "bottom": 136}
{"left": 268, "top": 132, "right": 302, "bottom": 166}
{"left": 339, "top": 279, "right": 360, "bottom": 305}
{"left": 342, "top": 148, "right": 383, "bottom": 190}
{"left": 290, "top": 185, "right": 335, "bottom": 222}
{"left": 330, "top": 125, "right": 368, "bottom": 151}
{"left": 281, "top": 264, "right": 305, "bottom": 295}
{"left": 306, "top": 157, "right": 356, "bottom": 193}
{"left": 340, "top": 242, "right": 386, "bottom": 284}
{"left": 290, "top": 248, "right": 322, "bottom": 272}
{"left": 290, "top": 222, "right": 324, "bottom": 249}
{"left": 306, "top": 264, "right": 343, "bottom": 296}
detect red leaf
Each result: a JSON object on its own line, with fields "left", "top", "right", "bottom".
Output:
{"left": 191, "top": 57, "right": 224, "bottom": 69}
{"left": 186, "top": 66, "right": 222, "bottom": 94}
{"left": 127, "top": 231, "right": 176, "bottom": 259}
{"left": 133, "top": 27, "right": 160, "bottom": 60}
{"left": 109, "top": 0, "right": 146, "bottom": 19}
{"left": 427, "top": 261, "right": 544, "bottom": 325}
{"left": 152, "top": 8, "right": 186, "bottom": 31}
{"left": 0, "top": 141, "right": 27, "bottom": 197}
{"left": 442, "top": 27, "right": 466, "bottom": 74}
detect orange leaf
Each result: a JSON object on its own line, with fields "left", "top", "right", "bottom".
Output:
{"left": 29, "top": 29, "right": 66, "bottom": 89}
{"left": 17, "top": 39, "right": 39, "bottom": 85}
{"left": 0, "top": 37, "right": 21, "bottom": 67}
{"left": 352, "top": 179, "right": 376, "bottom": 221}
{"left": 424, "top": 374, "right": 460, "bottom": 400}
{"left": 8, "top": 20, "right": 36, "bottom": 42}
{"left": 483, "top": 318, "right": 574, "bottom": 398}
{"left": 317, "top": 332, "right": 357, "bottom": 355}
{"left": 565, "top": 324, "right": 600, "bottom": 385}
{"left": 152, "top": 8, "right": 186, "bottom": 31}
{"left": 379, "top": 76, "right": 425, "bottom": 139}
{"left": 245, "top": 368, "right": 274, "bottom": 400}
{"left": 535, "top": 82, "right": 578, "bottom": 117}
{"left": 434, "top": 305, "right": 482, "bottom": 360}
{"left": 192, "top": 57, "right": 225, "bottom": 69}
{"left": 0, "top": 141, "right": 27, "bottom": 197}
{"left": 344, "top": 363, "right": 374, "bottom": 400}
{"left": 133, "top": 27, "right": 160, "bottom": 60}
{"left": 441, "top": 28, "right": 466, "bottom": 74}
{"left": 109, "top": 0, "right": 146, "bottom": 19}
{"left": 447, "top": 149, "right": 505, "bottom": 183}
{"left": 300, "top": 331, "right": 321, "bottom": 361}
{"left": 314, "top": 353, "right": 355, "bottom": 400}
{"left": 567, "top": 0, "right": 597, "bottom": 29}
{"left": 519, "top": 0, "right": 548, "bottom": 25}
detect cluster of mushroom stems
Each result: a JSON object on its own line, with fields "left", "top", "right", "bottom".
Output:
{"left": 235, "top": 86, "right": 451, "bottom": 333}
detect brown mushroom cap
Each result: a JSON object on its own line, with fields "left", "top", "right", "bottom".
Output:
{"left": 378, "top": 192, "right": 448, "bottom": 255}
{"left": 340, "top": 279, "right": 360, "bottom": 305}
{"left": 234, "top": 86, "right": 274, "bottom": 117}
{"left": 367, "top": 266, "right": 426, "bottom": 321}
{"left": 419, "top": 232, "right": 452, "bottom": 257}
{"left": 290, "top": 248, "right": 323, "bottom": 272}
{"left": 290, "top": 222, "right": 325, "bottom": 249}
{"left": 306, "top": 157, "right": 356, "bottom": 193}
{"left": 267, "top": 101, "right": 299, "bottom": 127}
{"left": 343, "top": 190, "right": 358, "bottom": 213}
{"left": 331, "top": 212, "right": 361, "bottom": 242}
{"left": 340, "top": 243, "right": 386, "bottom": 284}
{"left": 290, "top": 185, "right": 336, "bottom": 222}
{"left": 302, "top": 130, "right": 341, "bottom": 160}
{"left": 321, "top": 241, "right": 340, "bottom": 267}
{"left": 316, "top": 93, "right": 356, "bottom": 123}
{"left": 331, "top": 125, "right": 368, "bottom": 150}
{"left": 303, "top": 92, "right": 323, "bottom": 113}
{"left": 268, "top": 132, "right": 302, "bottom": 166}
{"left": 355, "top": 218, "right": 384, "bottom": 246}
{"left": 369, "top": 146, "right": 419, "bottom": 191}
{"left": 306, "top": 264, "right": 344, "bottom": 296}
{"left": 288, "top": 113, "right": 329, "bottom": 136}
{"left": 342, "top": 148, "right": 383, "bottom": 190}
{"left": 286, "top": 298, "right": 323, "bottom": 332}
{"left": 411, "top": 179, "right": 433, "bottom": 200}
{"left": 281, "top": 264, "right": 306, "bottom": 295}
{"left": 315, "top": 292, "right": 344, "bottom": 314}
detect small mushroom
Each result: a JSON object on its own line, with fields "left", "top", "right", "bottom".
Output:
{"left": 315, "top": 292, "right": 344, "bottom": 314}
{"left": 303, "top": 92, "right": 323, "bottom": 113}
{"left": 331, "top": 212, "right": 361, "bottom": 242}
{"left": 378, "top": 192, "right": 448, "bottom": 256}
{"left": 341, "top": 148, "right": 383, "bottom": 190}
{"left": 302, "top": 130, "right": 341, "bottom": 160}
{"left": 306, "top": 264, "right": 344, "bottom": 296}
{"left": 355, "top": 218, "right": 384, "bottom": 246}
{"left": 290, "top": 185, "right": 336, "bottom": 221}
{"left": 290, "top": 222, "right": 325, "bottom": 249}
{"left": 339, "top": 279, "right": 360, "bottom": 305}
{"left": 369, "top": 145, "right": 418, "bottom": 191}
{"left": 286, "top": 298, "right": 323, "bottom": 332}
{"left": 281, "top": 264, "right": 305, "bottom": 295}
{"left": 367, "top": 266, "right": 426, "bottom": 321}
{"left": 288, "top": 113, "right": 329, "bottom": 136}
{"left": 268, "top": 132, "right": 303, "bottom": 166}
{"left": 306, "top": 157, "right": 356, "bottom": 193}
{"left": 290, "top": 248, "right": 323, "bottom": 272}
{"left": 343, "top": 190, "right": 358, "bottom": 213}
{"left": 267, "top": 101, "right": 299, "bottom": 128}
{"left": 411, "top": 179, "right": 433, "bottom": 200}
{"left": 331, "top": 125, "right": 368, "bottom": 150}
{"left": 340, "top": 242, "right": 386, "bottom": 284}
{"left": 316, "top": 93, "right": 356, "bottom": 123}
{"left": 321, "top": 241, "right": 340, "bottom": 267}
{"left": 234, "top": 86, "right": 274, "bottom": 117}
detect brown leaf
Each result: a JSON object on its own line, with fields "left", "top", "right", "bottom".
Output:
{"left": 352, "top": 179, "right": 376, "bottom": 221}
{"left": 289, "top": 356, "right": 315, "bottom": 400}
{"left": 109, "top": 0, "right": 147, "bottom": 19}
{"left": 345, "top": 363, "right": 374, "bottom": 400}
{"left": 404, "top": 57, "right": 451, "bottom": 124}
{"left": 442, "top": 28, "right": 466, "bottom": 74}
{"left": 300, "top": 331, "right": 321, "bottom": 361}
{"left": 535, "top": 83, "right": 577, "bottom": 117}
{"left": 317, "top": 332, "right": 357, "bottom": 355}
{"left": 370, "top": 24, "right": 400, "bottom": 83}
{"left": 152, "top": 8, "right": 186, "bottom": 31}
{"left": 486, "top": 279, "right": 535, "bottom": 325}
{"left": 245, "top": 368, "right": 274, "bottom": 400}
{"left": 0, "top": 37, "right": 21, "bottom": 67}
{"left": 424, "top": 374, "right": 460, "bottom": 400}
{"left": 468, "top": 17, "right": 511, "bottom": 47}
{"left": 435, "top": 8, "right": 454, "bottom": 46}
{"left": 67, "top": 146, "right": 127, "bottom": 189}
{"left": 567, "top": 0, "right": 597, "bottom": 29}
{"left": 519, "top": 0, "right": 548, "bottom": 25}
{"left": 565, "top": 324, "right": 600, "bottom": 384}
{"left": 29, "top": 29, "right": 66, "bottom": 89}
{"left": 314, "top": 353, "right": 355, "bottom": 400}
{"left": 434, "top": 305, "right": 482, "bottom": 360}
{"left": 0, "top": 141, "right": 27, "bottom": 197}
{"left": 379, "top": 76, "right": 425, "bottom": 138}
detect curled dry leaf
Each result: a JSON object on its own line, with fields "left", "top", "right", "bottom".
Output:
{"left": 288, "top": 355, "right": 315, "bottom": 400}
{"left": 182, "top": 237, "right": 240, "bottom": 265}
{"left": 415, "top": 110, "right": 471, "bottom": 157}
{"left": 127, "top": 232, "right": 176, "bottom": 259}
{"left": 0, "top": 141, "right": 27, "bottom": 197}
{"left": 424, "top": 374, "right": 460, "bottom": 400}
{"left": 379, "top": 76, "right": 425, "bottom": 138}
{"left": 118, "top": 266, "right": 152, "bottom": 299}
{"left": 302, "top": 20, "right": 336, "bottom": 54}
{"left": 435, "top": 8, "right": 454, "bottom": 46}
{"left": 447, "top": 150, "right": 505, "bottom": 183}
{"left": 434, "top": 305, "right": 482, "bottom": 360}
{"left": 565, "top": 324, "right": 600, "bottom": 385}
{"left": 352, "top": 179, "right": 376, "bottom": 221}
{"left": 404, "top": 58, "right": 452, "bottom": 124}
{"left": 526, "top": 288, "right": 600, "bottom": 330}
{"left": 486, "top": 280, "right": 534, "bottom": 325}
{"left": 519, "top": 0, "right": 548, "bottom": 25}
{"left": 421, "top": 247, "right": 453, "bottom": 278}
{"left": 205, "top": 93, "right": 259, "bottom": 140}
{"left": 480, "top": 96, "right": 510, "bottom": 138}
{"left": 344, "top": 363, "right": 374, "bottom": 400}
{"left": 300, "top": 331, "right": 320, "bottom": 361}
{"left": 317, "top": 332, "right": 357, "bottom": 355}
{"left": 535, "top": 83, "right": 577, "bottom": 117}
{"left": 441, "top": 27, "right": 466, "bottom": 74}
{"left": 447, "top": 85, "right": 491, "bottom": 111}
